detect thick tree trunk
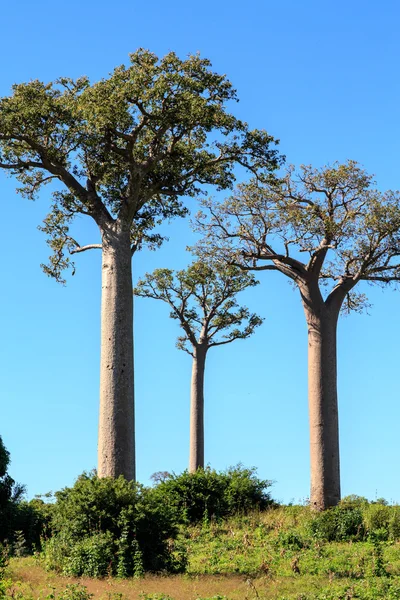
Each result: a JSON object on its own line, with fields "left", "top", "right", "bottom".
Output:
{"left": 98, "top": 224, "right": 135, "bottom": 480}
{"left": 299, "top": 280, "right": 341, "bottom": 510}
{"left": 303, "top": 299, "right": 340, "bottom": 510}
{"left": 189, "top": 345, "right": 207, "bottom": 472}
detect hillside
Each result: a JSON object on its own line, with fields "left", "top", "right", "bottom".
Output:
{"left": 6, "top": 503, "right": 400, "bottom": 600}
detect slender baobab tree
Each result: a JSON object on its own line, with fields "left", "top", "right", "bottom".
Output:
{"left": 196, "top": 161, "right": 400, "bottom": 509}
{"left": 134, "top": 261, "right": 262, "bottom": 471}
{"left": 0, "top": 50, "right": 281, "bottom": 480}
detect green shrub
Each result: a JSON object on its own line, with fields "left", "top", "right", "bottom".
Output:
{"left": 0, "top": 436, "right": 52, "bottom": 555}
{"left": 223, "top": 465, "right": 273, "bottom": 513}
{"left": 389, "top": 506, "right": 400, "bottom": 540}
{"left": 57, "top": 584, "right": 94, "bottom": 600}
{"left": 0, "top": 543, "right": 8, "bottom": 578}
{"left": 151, "top": 465, "right": 274, "bottom": 524}
{"left": 340, "top": 494, "right": 369, "bottom": 507}
{"left": 369, "top": 533, "right": 389, "bottom": 577}
{"left": 152, "top": 468, "right": 225, "bottom": 524}
{"left": 335, "top": 506, "right": 365, "bottom": 540}
{"left": 0, "top": 579, "right": 12, "bottom": 599}
{"left": 43, "top": 532, "right": 74, "bottom": 573}
{"left": 309, "top": 506, "right": 365, "bottom": 542}
{"left": 62, "top": 532, "right": 115, "bottom": 578}
{"left": 276, "top": 530, "right": 305, "bottom": 549}
{"left": 8, "top": 498, "right": 55, "bottom": 555}
{"left": 363, "top": 503, "right": 391, "bottom": 540}
{"left": 43, "top": 472, "right": 184, "bottom": 577}
{"left": 0, "top": 436, "right": 26, "bottom": 546}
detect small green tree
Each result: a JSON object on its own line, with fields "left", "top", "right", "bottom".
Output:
{"left": 0, "top": 436, "right": 25, "bottom": 544}
{"left": 0, "top": 437, "right": 9, "bottom": 480}
{"left": 196, "top": 161, "right": 400, "bottom": 510}
{"left": 151, "top": 465, "right": 273, "bottom": 523}
{"left": 134, "top": 260, "right": 262, "bottom": 471}
{"left": 0, "top": 50, "right": 281, "bottom": 480}
{"left": 44, "top": 472, "right": 182, "bottom": 576}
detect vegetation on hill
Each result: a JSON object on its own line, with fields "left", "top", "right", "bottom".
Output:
{"left": 195, "top": 161, "right": 400, "bottom": 510}
{"left": 1, "top": 50, "right": 400, "bottom": 599}
{"left": 2, "top": 460, "right": 400, "bottom": 598}
{"left": 6, "top": 500, "right": 400, "bottom": 598}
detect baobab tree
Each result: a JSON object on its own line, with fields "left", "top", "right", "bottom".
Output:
{"left": 134, "top": 261, "right": 262, "bottom": 471}
{"left": 196, "top": 161, "right": 400, "bottom": 510}
{"left": 0, "top": 50, "right": 281, "bottom": 480}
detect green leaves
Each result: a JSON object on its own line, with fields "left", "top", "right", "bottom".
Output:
{"left": 134, "top": 260, "right": 263, "bottom": 353}
{"left": 151, "top": 465, "right": 273, "bottom": 524}
{"left": 0, "top": 437, "right": 10, "bottom": 479}
{"left": 0, "top": 49, "right": 281, "bottom": 282}
{"left": 195, "top": 160, "right": 400, "bottom": 314}
{"left": 44, "top": 472, "right": 183, "bottom": 576}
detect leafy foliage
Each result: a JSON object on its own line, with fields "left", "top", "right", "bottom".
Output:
{"left": 0, "top": 50, "right": 281, "bottom": 282}
{"left": 308, "top": 506, "right": 365, "bottom": 542}
{"left": 10, "top": 498, "right": 55, "bottom": 553}
{"left": 55, "top": 584, "right": 94, "bottom": 600}
{"left": 151, "top": 465, "right": 274, "bottom": 524}
{"left": 43, "top": 472, "right": 184, "bottom": 576}
{"left": 134, "top": 260, "right": 262, "bottom": 355}
{"left": 0, "top": 437, "right": 52, "bottom": 553}
{"left": 0, "top": 438, "right": 9, "bottom": 479}
{"left": 9, "top": 499, "right": 400, "bottom": 598}
{"left": 196, "top": 161, "right": 400, "bottom": 315}
{"left": 0, "top": 436, "right": 26, "bottom": 546}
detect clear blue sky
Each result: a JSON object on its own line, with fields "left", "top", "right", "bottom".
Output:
{"left": 1, "top": 0, "right": 400, "bottom": 504}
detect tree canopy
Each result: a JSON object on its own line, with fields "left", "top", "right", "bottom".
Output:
{"left": 134, "top": 261, "right": 263, "bottom": 354}
{"left": 195, "top": 160, "right": 400, "bottom": 313}
{"left": 0, "top": 436, "right": 10, "bottom": 479}
{"left": 0, "top": 436, "right": 25, "bottom": 542}
{"left": 0, "top": 49, "right": 282, "bottom": 282}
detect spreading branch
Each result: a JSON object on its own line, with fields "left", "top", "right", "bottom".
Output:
{"left": 194, "top": 160, "right": 400, "bottom": 316}
{"left": 0, "top": 49, "right": 282, "bottom": 282}
{"left": 134, "top": 260, "right": 263, "bottom": 354}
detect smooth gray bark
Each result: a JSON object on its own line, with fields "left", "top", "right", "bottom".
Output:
{"left": 301, "top": 282, "right": 340, "bottom": 510}
{"left": 98, "top": 224, "right": 135, "bottom": 480}
{"left": 189, "top": 345, "right": 207, "bottom": 472}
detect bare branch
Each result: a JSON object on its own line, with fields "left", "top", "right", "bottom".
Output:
{"left": 70, "top": 244, "right": 102, "bottom": 254}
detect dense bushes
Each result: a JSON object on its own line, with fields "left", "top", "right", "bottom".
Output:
{"left": 37, "top": 466, "right": 274, "bottom": 577}
{"left": 42, "top": 467, "right": 273, "bottom": 576}
{"left": 0, "top": 458, "right": 274, "bottom": 576}
{"left": 0, "top": 436, "right": 55, "bottom": 555}
{"left": 150, "top": 465, "right": 274, "bottom": 524}
{"left": 307, "top": 499, "right": 400, "bottom": 543}
{"left": 0, "top": 436, "right": 29, "bottom": 548}
{"left": 8, "top": 452, "right": 400, "bottom": 583}
{"left": 11, "top": 498, "right": 54, "bottom": 554}
{"left": 43, "top": 472, "right": 184, "bottom": 577}
{"left": 309, "top": 505, "right": 365, "bottom": 542}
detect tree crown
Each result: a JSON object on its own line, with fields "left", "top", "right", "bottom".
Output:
{"left": 195, "top": 161, "right": 400, "bottom": 314}
{"left": 0, "top": 49, "right": 282, "bottom": 282}
{"left": 0, "top": 436, "right": 10, "bottom": 479}
{"left": 134, "top": 260, "right": 263, "bottom": 354}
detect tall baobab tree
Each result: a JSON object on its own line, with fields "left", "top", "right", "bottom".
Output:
{"left": 196, "top": 161, "right": 400, "bottom": 509}
{"left": 0, "top": 50, "right": 281, "bottom": 480}
{"left": 134, "top": 261, "right": 262, "bottom": 471}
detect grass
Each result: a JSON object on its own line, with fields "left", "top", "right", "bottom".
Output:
{"left": 5, "top": 558, "right": 366, "bottom": 600}
{"left": 182, "top": 507, "right": 400, "bottom": 578}
{"left": 8, "top": 558, "right": 251, "bottom": 600}
{"left": 8, "top": 557, "right": 400, "bottom": 600}
{"left": 6, "top": 506, "right": 400, "bottom": 599}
